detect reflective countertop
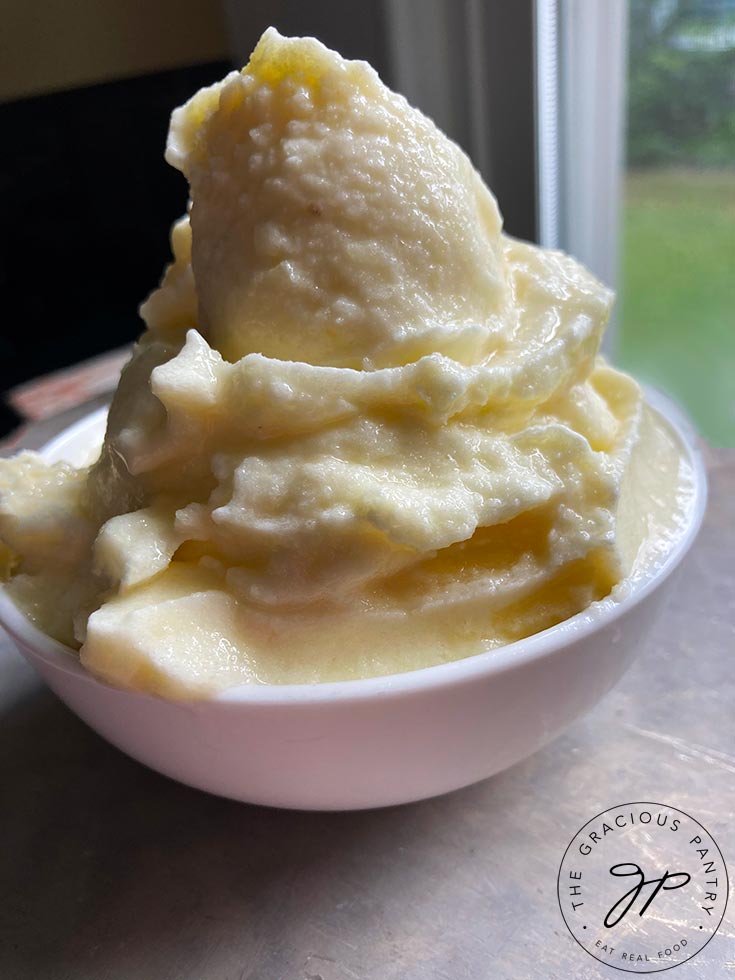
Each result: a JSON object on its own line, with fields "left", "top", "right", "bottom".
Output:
{"left": 1, "top": 409, "right": 733, "bottom": 980}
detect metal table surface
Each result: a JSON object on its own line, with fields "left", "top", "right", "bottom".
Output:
{"left": 1, "top": 410, "right": 733, "bottom": 980}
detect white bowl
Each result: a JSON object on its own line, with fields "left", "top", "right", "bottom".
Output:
{"left": 0, "top": 395, "right": 707, "bottom": 810}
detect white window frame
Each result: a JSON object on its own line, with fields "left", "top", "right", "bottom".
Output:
{"left": 536, "top": 0, "right": 629, "bottom": 349}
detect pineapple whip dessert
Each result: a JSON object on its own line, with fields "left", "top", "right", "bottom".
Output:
{"left": 0, "top": 29, "right": 694, "bottom": 698}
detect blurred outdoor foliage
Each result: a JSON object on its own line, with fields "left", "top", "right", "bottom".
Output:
{"left": 628, "top": 0, "right": 735, "bottom": 165}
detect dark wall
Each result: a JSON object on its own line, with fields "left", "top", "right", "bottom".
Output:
{"left": 0, "top": 62, "right": 230, "bottom": 433}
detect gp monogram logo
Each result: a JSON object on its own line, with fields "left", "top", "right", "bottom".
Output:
{"left": 557, "top": 802, "right": 728, "bottom": 973}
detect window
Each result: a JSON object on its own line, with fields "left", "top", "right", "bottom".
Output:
{"left": 618, "top": 0, "right": 735, "bottom": 447}
{"left": 538, "top": 0, "right": 734, "bottom": 447}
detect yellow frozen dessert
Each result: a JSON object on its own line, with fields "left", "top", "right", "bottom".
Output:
{"left": 0, "top": 29, "right": 694, "bottom": 697}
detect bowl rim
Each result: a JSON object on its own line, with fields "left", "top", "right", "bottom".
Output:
{"left": 0, "top": 388, "right": 708, "bottom": 706}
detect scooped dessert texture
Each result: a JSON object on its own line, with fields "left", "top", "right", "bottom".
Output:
{"left": 0, "top": 29, "right": 694, "bottom": 696}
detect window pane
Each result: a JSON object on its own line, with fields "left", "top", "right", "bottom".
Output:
{"left": 618, "top": 0, "right": 735, "bottom": 447}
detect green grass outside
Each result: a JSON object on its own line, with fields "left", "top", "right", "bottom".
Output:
{"left": 617, "top": 168, "right": 735, "bottom": 447}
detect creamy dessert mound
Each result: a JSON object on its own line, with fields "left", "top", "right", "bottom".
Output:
{"left": 0, "top": 29, "right": 694, "bottom": 697}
